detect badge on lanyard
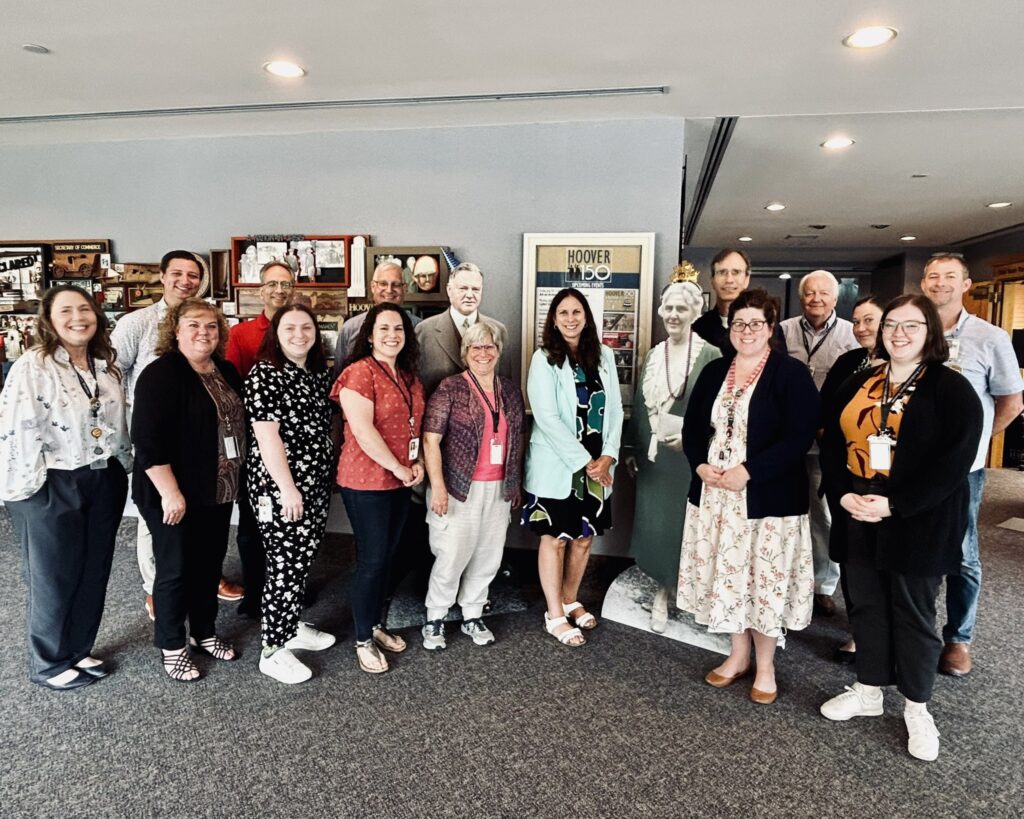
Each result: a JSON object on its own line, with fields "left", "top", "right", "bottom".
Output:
{"left": 224, "top": 435, "right": 238, "bottom": 459}
{"left": 257, "top": 496, "right": 273, "bottom": 523}
{"left": 490, "top": 438, "right": 504, "bottom": 465}
{"left": 408, "top": 436, "right": 420, "bottom": 461}
{"left": 867, "top": 433, "right": 894, "bottom": 471}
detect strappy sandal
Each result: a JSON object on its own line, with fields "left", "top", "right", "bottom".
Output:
{"left": 162, "top": 648, "right": 202, "bottom": 682}
{"left": 372, "top": 625, "right": 407, "bottom": 653}
{"left": 355, "top": 640, "right": 389, "bottom": 674}
{"left": 563, "top": 601, "right": 598, "bottom": 630}
{"left": 544, "top": 613, "right": 585, "bottom": 647}
{"left": 189, "top": 635, "right": 237, "bottom": 661}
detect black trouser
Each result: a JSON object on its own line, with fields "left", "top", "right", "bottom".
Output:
{"left": 384, "top": 494, "right": 432, "bottom": 605}
{"left": 844, "top": 478, "right": 943, "bottom": 702}
{"left": 235, "top": 483, "right": 265, "bottom": 617}
{"left": 142, "top": 501, "right": 233, "bottom": 650}
{"left": 6, "top": 460, "right": 128, "bottom": 683}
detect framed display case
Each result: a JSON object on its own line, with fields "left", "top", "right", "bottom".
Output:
{"left": 48, "top": 240, "right": 111, "bottom": 279}
{"left": 0, "top": 244, "right": 49, "bottom": 308}
{"left": 364, "top": 246, "right": 450, "bottom": 304}
{"left": 230, "top": 234, "right": 367, "bottom": 288}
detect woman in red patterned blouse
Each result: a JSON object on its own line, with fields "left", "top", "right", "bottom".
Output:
{"left": 331, "top": 303, "right": 425, "bottom": 674}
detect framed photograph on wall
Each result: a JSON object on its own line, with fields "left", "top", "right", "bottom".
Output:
{"left": 521, "top": 232, "right": 655, "bottom": 415}
{"left": 292, "top": 288, "right": 348, "bottom": 315}
{"left": 230, "top": 235, "right": 364, "bottom": 287}
{"left": 236, "top": 286, "right": 264, "bottom": 316}
{"left": 209, "top": 249, "right": 232, "bottom": 300}
{"left": 364, "top": 246, "right": 450, "bottom": 304}
{"left": 98, "top": 285, "right": 126, "bottom": 310}
{"left": 0, "top": 245, "right": 49, "bottom": 306}
{"left": 48, "top": 240, "right": 110, "bottom": 280}
{"left": 126, "top": 284, "right": 162, "bottom": 308}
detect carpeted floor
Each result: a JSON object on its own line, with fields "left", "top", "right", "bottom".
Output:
{"left": 1, "top": 471, "right": 1022, "bottom": 818}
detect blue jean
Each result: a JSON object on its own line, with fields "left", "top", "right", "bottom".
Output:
{"left": 341, "top": 486, "right": 411, "bottom": 642}
{"left": 943, "top": 468, "right": 985, "bottom": 644}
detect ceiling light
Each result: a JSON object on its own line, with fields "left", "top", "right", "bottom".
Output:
{"left": 821, "top": 136, "right": 855, "bottom": 150}
{"left": 779, "top": 273, "right": 792, "bottom": 280}
{"left": 21, "top": 43, "right": 50, "bottom": 54}
{"left": 738, "top": 236, "right": 753, "bottom": 243}
{"left": 900, "top": 235, "right": 917, "bottom": 241}
{"left": 263, "top": 60, "right": 306, "bottom": 78}
{"left": 764, "top": 202, "right": 786, "bottom": 212}
{"left": 843, "top": 26, "right": 898, "bottom": 48}
{"left": 987, "top": 201, "right": 1013, "bottom": 209}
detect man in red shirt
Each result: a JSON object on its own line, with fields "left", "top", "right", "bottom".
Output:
{"left": 226, "top": 260, "right": 294, "bottom": 617}
{"left": 226, "top": 261, "right": 295, "bottom": 377}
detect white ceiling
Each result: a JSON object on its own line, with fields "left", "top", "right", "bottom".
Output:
{"left": 3, "top": 1, "right": 1023, "bottom": 254}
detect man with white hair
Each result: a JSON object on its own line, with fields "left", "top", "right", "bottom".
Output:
{"left": 780, "top": 270, "right": 859, "bottom": 616}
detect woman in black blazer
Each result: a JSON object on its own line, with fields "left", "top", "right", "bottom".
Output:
{"left": 132, "top": 299, "right": 245, "bottom": 682}
{"left": 818, "top": 294, "right": 982, "bottom": 762}
{"left": 679, "top": 289, "right": 819, "bottom": 704}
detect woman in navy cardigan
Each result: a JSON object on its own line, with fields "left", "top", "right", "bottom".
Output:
{"left": 679, "top": 289, "right": 819, "bottom": 704}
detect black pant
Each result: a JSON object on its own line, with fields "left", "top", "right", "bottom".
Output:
{"left": 6, "top": 460, "right": 128, "bottom": 683}
{"left": 235, "top": 484, "right": 265, "bottom": 617}
{"left": 142, "top": 501, "right": 233, "bottom": 650}
{"left": 385, "top": 495, "right": 432, "bottom": 604}
{"left": 845, "top": 513, "right": 943, "bottom": 703}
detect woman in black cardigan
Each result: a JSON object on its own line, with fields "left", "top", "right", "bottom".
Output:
{"left": 132, "top": 299, "right": 245, "bottom": 682}
{"left": 818, "top": 294, "right": 982, "bottom": 762}
{"left": 679, "top": 289, "right": 819, "bottom": 704}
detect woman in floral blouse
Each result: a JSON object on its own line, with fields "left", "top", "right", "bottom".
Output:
{"left": 0, "top": 285, "right": 131, "bottom": 691}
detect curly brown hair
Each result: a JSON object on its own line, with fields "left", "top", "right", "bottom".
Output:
{"left": 155, "top": 297, "right": 229, "bottom": 359}
{"left": 34, "top": 285, "right": 122, "bottom": 381}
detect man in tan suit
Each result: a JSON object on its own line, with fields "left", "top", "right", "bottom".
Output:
{"left": 415, "top": 262, "right": 509, "bottom": 396}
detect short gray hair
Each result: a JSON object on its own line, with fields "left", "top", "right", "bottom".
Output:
{"left": 460, "top": 318, "right": 503, "bottom": 364}
{"left": 799, "top": 269, "right": 839, "bottom": 298}
{"left": 658, "top": 281, "right": 703, "bottom": 318}
{"left": 373, "top": 259, "right": 403, "bottom": 279}
{"left": 450, "top": 261, "right": 483, "bottom": 281}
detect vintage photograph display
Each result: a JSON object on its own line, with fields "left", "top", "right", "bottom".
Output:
{"left": 231, "top": 235, "right": 364, "bottom": 288}
{"left": 48, "top": 240, "right": 110, "bottom": 279}
{"left": 364, "top": 246, "right": 450, "bottom": 304}
{"left": 0, "top": 245, "right": 49, "bottom": 309}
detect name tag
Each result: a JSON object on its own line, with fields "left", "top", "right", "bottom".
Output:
{"left": 867, "top": 434, "right": 893, "bottom": 471}
{"left": 490, "top": 439, "right": 504, "bottom": 465}
{"left": 257, "top": 496, "right": 273, "bottom": 523}
{"left": 224, "top": 435, "right": 238, "bottom": 459}
{"left": 408, "top": 437, "right": 420, "bottom": 461}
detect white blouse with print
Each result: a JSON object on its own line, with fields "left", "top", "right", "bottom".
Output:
{"left": 0, "top": 347, "right": 132, "bottom": 501}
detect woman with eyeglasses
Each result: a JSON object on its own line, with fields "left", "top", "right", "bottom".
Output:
{"left": 818, "top": 294, "right": 981, "bottom": 761}
{"left": 816, "top": 294, "right": 887, "bottom": 664}
{"left": 419, "top": 319, "right": 525, "bottom": 650}
{"left": 678, "top": 288, "right": 819, "bottom": 704}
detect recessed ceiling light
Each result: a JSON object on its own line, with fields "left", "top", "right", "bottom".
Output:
{"left": 987, "top": 201, "right": 1013, "bottom": 209}
{"left": 779, "top": 273, "right": 792, "bottom": 280}
{"left": 21, "top": 43, "right": 50, "bottom": 54}
{"left": 738, "top": 236, "right": 753, "bottom": 243}
{"left": 900, "top": 235, "right": 917, "bottom": 241}
{"left": 843, "top": 26, "right": 898, "bottom": 48}
{"left": 764, "top": 202, "right": 786, "bottom": 212}
{"left": 263, "top": 60, "right": 306, "bottom": 78}
{"left": 821, "top": 136, "right": 855, "bottom": 150}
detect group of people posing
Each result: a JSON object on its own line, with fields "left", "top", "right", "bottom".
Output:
{"left": 1, "top": 246, "right": 1019, "bottom": 765}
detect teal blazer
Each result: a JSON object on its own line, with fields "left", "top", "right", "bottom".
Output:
{"left": 524, "top": 345, "right": 623, "bottom": 499}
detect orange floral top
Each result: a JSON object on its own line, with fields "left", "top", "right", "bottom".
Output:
{"left": 839, "top": 367, "right": 921, "bottom": 479}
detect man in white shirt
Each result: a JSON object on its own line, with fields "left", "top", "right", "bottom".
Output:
{"left": 112, "top": 250, "right": 243, "bottom": 617}
{"left": 921, "top": 253, "right": 1024, "bottom": 676}
{"left": 780, "top": 270, "right": 859, "bottom": 615}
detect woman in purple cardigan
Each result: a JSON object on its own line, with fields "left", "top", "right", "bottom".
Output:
{"left": 420, "top": 319, "right": 526, "bottom": 650}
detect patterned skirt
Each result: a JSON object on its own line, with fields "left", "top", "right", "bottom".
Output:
{"left": 522, "top": 467, "right": 612, "bottom": 540}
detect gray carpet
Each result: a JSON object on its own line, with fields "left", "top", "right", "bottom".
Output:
{"left": 1, "top": 470, "right": 1022, "bottom": 818}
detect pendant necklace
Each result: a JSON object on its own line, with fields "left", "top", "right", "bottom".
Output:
{"left": 719, "top": 349, "right": 769, "bottom": 462}
{"left": 72, "top": 354, "right": 105, "bottom": 454}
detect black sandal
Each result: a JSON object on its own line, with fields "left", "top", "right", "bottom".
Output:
{"left": 189, "top": 635, "right": 237, "bottom": 661}
{"left": 162, "top": 649, "right": 202, "bottom": 682}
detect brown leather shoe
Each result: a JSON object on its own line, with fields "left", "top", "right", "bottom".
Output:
{"left": 144, "top": 595, "right": 155, "bottom": 621}
{"left": 217, "top": 579, "right": 245, "bottom": 602}
{"left": 939, "top": 642, "right": 972, "bottom": 677}
{"left": 705, "top": 666, "right": 752, "bottom": 688}
{"left": 750, "top": 686, "right": 778, "bottom": 705}
{"left": 814, "top": 593, "right": 837, "bottom": 616}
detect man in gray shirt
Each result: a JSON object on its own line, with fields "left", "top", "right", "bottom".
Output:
{"left": 921, "top": 253, "right": 1023, "bottom": 676}
{"left": 780, "top": 270, "right": 859, "bottom": 616}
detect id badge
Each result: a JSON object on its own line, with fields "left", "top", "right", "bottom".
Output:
{"left": 224, "top": 435, "right": 238, "bottom": 459}
{"left": 408, "top": 437, "right": 420, "bottom": 461}
{"left": 867, "top": 434, "right": 893, "bottom": 471}
{"left": 257, "top": 496, "right": 273, "bottom": 523}
{"left": 490, "top": 439, "right": 504, "bottom": 465}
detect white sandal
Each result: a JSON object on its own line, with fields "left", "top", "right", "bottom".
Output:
{"left": 544, "top": 613, "right": 585, "bottom": 647}
{"left": 563, "top": 601, "right": 598, "bottom": 630}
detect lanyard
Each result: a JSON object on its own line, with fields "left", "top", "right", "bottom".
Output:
{"left": 879, "top": 362, "right": 925, "bottom": 436}
{"left": 71, "top": 354, "right": 100, "bottom": 415}
{"left": 801, "top": 318, "right": 836, "bottom": 365}
{"left": 665, "top": 330, "right": 695, "bottom": 400}
{"left": 371, "top": 357, "right": 415, "bottom": 429}
{"left": 466, "top": 370, "right": 502, "bottom": 434}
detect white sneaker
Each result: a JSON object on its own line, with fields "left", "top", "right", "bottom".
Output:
{"left": 284, "top": 622, "right": 336, "bottom": 652}
{"left": 905, "top": 708, "right": 940, "bottom": 761}
{"left": 259, "top": 649, "right": 312, "bottom": 684}
{"left": 461, "top": 618, "right": 495, "bottom": 646}
{"left": 422, "top": 620, "right": 446, "bottom": 651}
{"left": 820, "top": 683, "right": 884, "bottom": 721}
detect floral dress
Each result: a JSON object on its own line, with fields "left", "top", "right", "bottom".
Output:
{"left": 676, "top": 374, "right": 813, "bottom": 637}
{"left": 523, "top": 364, "right": 612, "bottom": 540}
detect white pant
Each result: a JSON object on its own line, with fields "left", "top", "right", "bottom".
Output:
{"left": 425, "top": 480, "right": 510, "bottom": 621}
{"left": 136, "top": 515, "right": 155, "bottom": 595}
{"left": 806, "top": 452, "right": 840, "bottom": 595}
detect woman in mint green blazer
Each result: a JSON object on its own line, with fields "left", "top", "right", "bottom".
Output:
{"left": 523, "top": 288, "right": 623, "bottom": 647}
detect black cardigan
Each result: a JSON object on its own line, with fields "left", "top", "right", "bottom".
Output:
{"left": 819, "top": 363, "right": 983, "bottom": 576}
{"left": 684, "top": 350, "right": 819, "bottom": 518}
{"left": 818, "top": 347, "right": 869, "bottom": 427}
{"left": 131, "top": 350, "right": 244, "bottom": 509}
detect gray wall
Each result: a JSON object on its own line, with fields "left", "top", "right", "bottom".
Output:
{"left": 1, "top": 118, "right": 686, "bottom": 555}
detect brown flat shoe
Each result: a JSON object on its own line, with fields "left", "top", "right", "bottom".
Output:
{"left": 751, "top": 686, "right": 778, "bottom": 705}
{"left": 705, "top": 666, "right": 752, "bottom": 688}
{"left": 939, "top": 642, "right": 972, "bottom": 677}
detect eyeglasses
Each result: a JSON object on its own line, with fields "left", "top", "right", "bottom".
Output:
{"left": 881, "top": 320, "right": 925, "bottom": 335}
{"left": 469, "top": 344, "right": 497, "bottom": 354}
{"left": 729, "top": 319, "right": 767, "bottom": 333}
{"left": 713, "top": 268, "right": 748, "bottom": 279}
{"left": 262, "top": 281, "right": 294, "bottom": 291}
{"left": 372, "top": 280, "right": 406, "bottom": 291}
